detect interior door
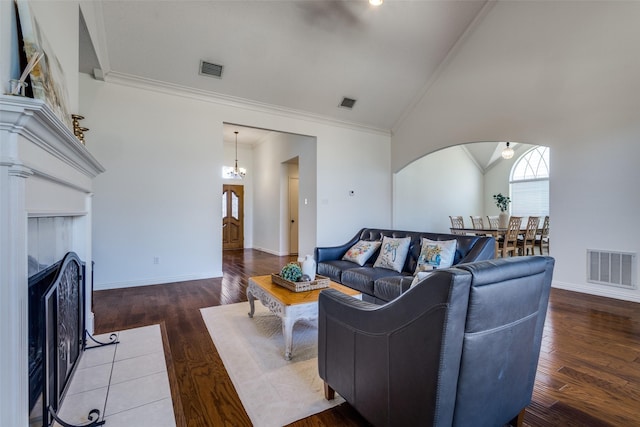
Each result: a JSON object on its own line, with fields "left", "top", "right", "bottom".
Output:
{"left": 289, "top": 177, "right": 299, "bottom": 255}
{"left": 222, "top": 184, "right": 244, "bottom": 250}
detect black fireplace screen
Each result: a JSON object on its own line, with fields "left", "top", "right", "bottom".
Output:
{"left": 29, "top": 252, "right": 85, "bottom": 426}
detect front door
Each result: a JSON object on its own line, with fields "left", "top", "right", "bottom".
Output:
{"left": 222, "top": 184, "right": 244, "bottom": 250}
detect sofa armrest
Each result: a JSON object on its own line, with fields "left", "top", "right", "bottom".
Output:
{"left": 314, "top": 231, "right": 362, "bottom": 263}
{"left": 318, "top": 271, "right": 468, "bottom": 334}
{"left": 457, "top": 236, "right": 495, "bottom": 264}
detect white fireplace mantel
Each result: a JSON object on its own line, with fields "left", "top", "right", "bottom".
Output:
{"left": 0, "top": 95, "right": 105, "bottom": 427}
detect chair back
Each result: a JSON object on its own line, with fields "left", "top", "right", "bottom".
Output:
{"left": 505, "top": 216, "right": 522, "bottom": 243}
{"left": 486, "top": 215, "right": 500, "bottom": 228}
{"left": 450, "top": 216, "right": 465, "bottom": 229}
{"left": 470, "top": 216, "right": 484, "bottom": 229}
{"left": 524, "top": 216, "right": 539, "bottom": 241}
{"left": 452, "top": 256, "right": 555, "bottom": 427}
{"left": 539, "top": 215, "right": 550, "bottom": 238}
{"left": 450, "top": 216, "right": 465, "bottom": 235}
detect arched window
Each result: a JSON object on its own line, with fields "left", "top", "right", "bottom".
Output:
{"left": 510, "top": 146, "right": 549, "bottom": 217}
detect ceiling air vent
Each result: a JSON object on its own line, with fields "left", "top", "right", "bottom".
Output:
{"left": 200, "top": 60, "right": 224, "bottom": 78}
{"left": 339, "top": 97, "right": 357, "bottom": 109}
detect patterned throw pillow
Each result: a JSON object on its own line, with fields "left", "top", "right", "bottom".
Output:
{"left": 373, "top": 236, "right": 411, "bottom": 273}
{"left": 342, "top": 240, "right": 382, "bottom": 266}
{"left": 414, "top": 238, "right": 457, "bottom": 273}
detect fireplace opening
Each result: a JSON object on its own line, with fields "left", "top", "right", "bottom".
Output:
{"left": 28, "top": 252, "right": 87, "bottom": 426}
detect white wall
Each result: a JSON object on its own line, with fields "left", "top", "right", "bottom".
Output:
{"left": 315, "top": 126, "right": 391, "bottom": 244}
{"left": 393, "top": 146, "right": 483, "bottom": 233}
{"left": 392, "top": 1, "right": 640, "bottom": 301}
{"left": 80, "top": 74, "right": 220, "bottom": 289}
{"left": 80, "top": 74, "right": 391, "bottom": 289}
{"left": 252, "top": 131, "right": 316, "bottom": 256}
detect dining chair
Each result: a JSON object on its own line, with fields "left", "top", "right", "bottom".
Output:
{"left": 449, "top": 216, "right": 466, "bottom": 235}
{"left": 535, "top": 216, "right": 550, "bottom": 255}
{"left": 517, "top": 216, "right": 539, "bottom": 256}
{"left": 470, "top": 216, "right": 484, "bottom": 229}
{"left": 486, "top": 215, "right": 500, "bottom": 229}
{"left": 500, "top": 216, "right": 522, "bottom": 257}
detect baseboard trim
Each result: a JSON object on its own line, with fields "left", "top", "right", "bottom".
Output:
{"left": 552, "top": 281, "right": 640, "bottom": 303}
{"left": 94, "top": 272, "right": 223, "bottom": 290}
{"left": 252, "top": 246, "right": 290, "bottom": 256}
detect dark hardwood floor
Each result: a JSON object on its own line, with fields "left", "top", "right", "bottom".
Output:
{"left": 94, "top": 249, "right": 640, "bottom": 427}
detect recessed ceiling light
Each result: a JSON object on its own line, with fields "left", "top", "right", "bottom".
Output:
{"left": 369, "top": 0, "right": 383, "bottom": 6}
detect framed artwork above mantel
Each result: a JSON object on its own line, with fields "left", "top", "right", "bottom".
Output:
{"left": 15, "top": 0, "right": 73, "bottom": 131}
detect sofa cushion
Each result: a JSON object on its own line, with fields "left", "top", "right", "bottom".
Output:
{"left": 373, "top": 275, "right": 414, "bottom": 301}
{"left": 342, "top": 240, "right": 382, "bottom": 266}
{"left": 373, "top": 236, "right": 411, "bottom": 272}
{"left": 341, "top": 267, "right": 401, "bottom": 295}
{"left": 415, "top": 238, "right": 457, "bottom": 273}
{"left": 317, "top": 260, "right": 360, "bottom": 283}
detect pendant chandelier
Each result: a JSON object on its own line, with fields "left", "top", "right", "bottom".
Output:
{"left": 225, "top": 131, "right": 247, "bottom": 179}
{"left": 501, "top": 141, "right": 514, "bottom": 160}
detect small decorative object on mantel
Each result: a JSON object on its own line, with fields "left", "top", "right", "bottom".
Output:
{"left": 6, "top": 51, "right": 42, "bottom": 96}
{"left": 71, "top": 114, "right": 89, "bottom": 144}
{"left": 8, "top": 79, "right": 29, "bottom": 96}
{"left": 493, "top": 193, "right": 511, "bottom": 228}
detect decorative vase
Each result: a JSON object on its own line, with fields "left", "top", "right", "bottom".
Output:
{"left": 498, "top": 212, "right": 509, "bottom": 229}
{"left": 301, "top": 254, "right": 316, "bottom": 281}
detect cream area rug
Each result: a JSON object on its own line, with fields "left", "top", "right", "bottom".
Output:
{"left": 200, "top": 302, "right": 345, "bottom": 427}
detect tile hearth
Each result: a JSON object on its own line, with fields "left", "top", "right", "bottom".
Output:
{"left": 31, "top": 324, "right": 176, "bottom": 427}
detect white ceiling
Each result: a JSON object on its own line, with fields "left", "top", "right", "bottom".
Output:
{"left": 80, "top": 0, "right": 518, "bottom": 167}
{"left": 83, "top": 0, "right": 488, "bottom": 131}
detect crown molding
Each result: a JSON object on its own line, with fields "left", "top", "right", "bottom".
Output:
{"left": 102, "top": 71, "right": 391, "bottom": 137}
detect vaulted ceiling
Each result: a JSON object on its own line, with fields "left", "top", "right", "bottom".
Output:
{"left": 80, "top": 0, "right": 516, "bottom": 168}
{"left": 81, "top": 1, "right": 488, "bottom": 130}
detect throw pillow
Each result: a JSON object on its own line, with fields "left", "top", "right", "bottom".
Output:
{"left": 342, "top": 240, "right": 382, "bottom": 266}
{"left": 415, "top": 238, "right": 457, "bottom": 273}
{"left": 373, "top": 236, "right": 411, "bottom": 273}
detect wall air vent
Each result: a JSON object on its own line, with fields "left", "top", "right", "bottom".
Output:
{"left": 587, "top": 249, "right": 637, "bottom": 289}
{"left": 339, "top": 97, "right": 357, "bottom": 109}
{"left": 200, "top": 61, "right": 224, "bottom": 78}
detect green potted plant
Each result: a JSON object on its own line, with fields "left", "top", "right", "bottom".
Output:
{"left": 493, "top": 193, "right": 511, "bottom": 228}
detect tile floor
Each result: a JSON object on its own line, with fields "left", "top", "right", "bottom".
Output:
{"left": 34, "top": 324, "right": 176, "bottom": 427}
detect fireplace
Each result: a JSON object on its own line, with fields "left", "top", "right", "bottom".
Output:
{"left": 29, "top": 252, "right": 86, "bottom": 425}
{"left": 1, "top": 96, "right": 105, "bottom": 426}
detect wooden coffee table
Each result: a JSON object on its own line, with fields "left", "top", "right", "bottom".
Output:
{"left": 247, "top": 275, "right": 361, "bottom": 360}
